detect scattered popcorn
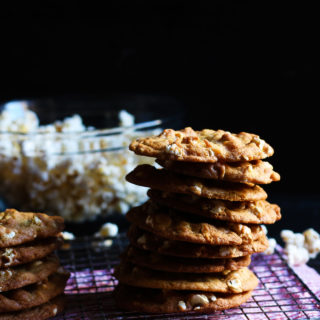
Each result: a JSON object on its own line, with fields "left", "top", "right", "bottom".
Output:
{"left": 92, "top": 239, "right": 113, "bottom": 251}
{"left": 281, "top": 229, "right": 304, "bottom": 248}
{"left": 285, "top": 244, "right": 309, "bottom": 266}
{"left": 280, "top": 228, "right": 320, "bottom": 265}
{"left": 303, "top": 228, "right": 320, "bottom": 258}
{"left": 177, "top": 300, "right": 187, "bottom": 311}
{"left": 118, "top": 110, "right": 135, "bottom": 127}
{"left": 61, "top": 231, "right": 76, "bottom": 241}
{"left": 0, "top": 103, "right": 161, "bottom": 222}
{"left": 97, "top": 222, "right": 119, "bottom": 238}
{"left": 261, "top": 224, "right": 268, "bottom": 235}
{"left": 264, "top": 238, "right": 277, "bottom": 255}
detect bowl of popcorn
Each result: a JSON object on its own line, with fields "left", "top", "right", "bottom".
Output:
{"left": 0, "top": 98, "right": 176, "bottom": 224}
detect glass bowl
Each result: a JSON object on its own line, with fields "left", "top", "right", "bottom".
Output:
{"left": 0, "top": 96, "right": 183, "bottom": 226}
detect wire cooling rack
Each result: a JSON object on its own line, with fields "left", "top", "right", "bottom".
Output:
{"left": 53, "top": 233, "right": 320, "bottom": 320}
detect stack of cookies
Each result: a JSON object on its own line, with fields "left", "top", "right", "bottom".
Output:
{"left": 0, "top": 209, "right": 69, "bottom": 319}
{"left": 114, "top": 127, "right": 281, "bottom": 314}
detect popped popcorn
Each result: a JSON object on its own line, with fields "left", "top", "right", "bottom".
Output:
{"left": 285, "top": 244, "right": 309, "bottom": 266}
{"left": 96, "top": 222, "right": 119, "bottom": 238}
{"left": 264, "top": 238, "right": 277, "bottom": 255}
{"left": 0, "top": 102, "right": 161, "bottom": 222}
{"left": 61, "top": 231, "right": 76, "bottom": 240}
{"left": 280, "top": 228, "right": 320, "bottom": 265}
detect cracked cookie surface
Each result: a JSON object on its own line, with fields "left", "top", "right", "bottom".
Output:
{"left": 0, "top": 295, "right": 64, "bottom": 320}
{"left": 148, "top": 190, "right": 281, "bottom": 224}
{"left": 0, "top": 209, "right": 64, "bottom": 248}
{"left": 0, "top": 270, "right": 69, "bottom": 313}
{"left": 126, "top": 165, "right": 267, "bottom": 201}
{"left": 128, "top": 226, "right": 269, "bottom": 259}
{"left": 126, "top": 201, "right": 263, "bottom": 245}
{"left": 157, "top": 159, "right": 280, "bottom": 184}
{"left": 115, "top": 261, "right": 258, "bottom": 293}
{"left": 0, "top": 237, "right": 62, "bottom": 268}
{"left": 124, "top": 246, "right": 251, "bottom": 273}
{"left": 115, "top": 284, "right": 253, "bottom": 313}
{"left": 0, "top": 255, "right": 60, "bottom": 293}
{"left": 130, "top": 127, "right": 274, "bottom": 163}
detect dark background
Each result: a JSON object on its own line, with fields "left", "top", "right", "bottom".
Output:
{"left": 0, "top": 2, "right": 318, "bottom": 236}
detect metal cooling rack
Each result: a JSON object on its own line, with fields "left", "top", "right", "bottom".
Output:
{"left": 53, "top": 233, "right": 320, "bottom": 320}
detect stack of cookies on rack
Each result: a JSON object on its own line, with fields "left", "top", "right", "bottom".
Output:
{"left": 115, "top": 127, "right": 281, "bottom": 313}
{"left": 0, "top": 209, "right": 69, "bottom": 319}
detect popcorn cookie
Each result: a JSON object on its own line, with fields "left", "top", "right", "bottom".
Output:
{"left": 126, "top": 165, "right": 267, "bottom": 201}
{"left": 0, "top": 237, "right": 63, "bottom": 268}
{"left": 147, "top": 190, "right": 281, "bottom": 224}
{"left": 124, "top": 246, "right": 251, "bottom": 273}
{"left": 127, "top": 201, "right": 263, "bottom": 246}
{"left": 115, "top": 262, "right": 258, "bottom": 293}
{"left": 0, "top": 270, "right": 69, "bottom": 313}
{"left": 0, "top": 255, "right": 60, "bottom": 293}
{"left": 115, "top": 284, "right": 253, "bottom": 313}
{"left": 129, "top": 127, "right": 273, "bottom": 163}
{"left": 157, "top": 159, "right": 280, "bottom": 184}
{"left": 0, "top": 295, "right": 65, "bottom": 320}
{"left": 128, "top": 226, "right": 269, "bottom": 259}
{"left": 0, "top": 209, "right": 64, "bottom": 248}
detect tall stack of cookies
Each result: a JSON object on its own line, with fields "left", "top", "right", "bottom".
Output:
{"left": 0, "top": 209, "right": 69, "bottom": 319}
{"left": 115, "top": 127, "right": 281, "bottom": 314}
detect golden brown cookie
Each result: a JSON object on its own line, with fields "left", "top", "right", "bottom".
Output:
{"left": 0, "top": 255, "right": 60, "bottom": 293}
{"left": 129, "top": 127, "right": 274, "bottom": 163}
{"left": 114, "top": 284, "right": 253, "bottom": 313}
{"left": 157, "top": 159, "right": 280, "bottom": 184}
{"left": 0, "top": 237, "right": 63, "bottom": 268}
{"left": 0, "top": 295, "right": 65, "bottom": 320}
{"left": 126, "top": 201, "right": 263, "bottom": 245}
{"left": 0, "top": 270, "right": 69, "bottom": 313}
{"left": 0, "top": 209, "right": 64, "bottom": 248}
{"left": 115, "top": 261, "right": 258, "bottom": 293}
{"left": 124, "top": 246, "right": 251, "bottom": 273}
{"left": 128, "top": 225, "right": 269, "bottom": 259}
{"left": 147, "top": 189, "right": 281, "bottom": 224}
{"left": 126, "top": 165, "right": 267, "bottom": 201}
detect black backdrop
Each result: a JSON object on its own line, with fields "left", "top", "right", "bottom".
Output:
{"left": 0, "top": 2, "right": 318, "bottom": 197}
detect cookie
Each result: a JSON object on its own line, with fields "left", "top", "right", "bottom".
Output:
{"left": 0, "top": 295, "right": 65, "bottom": 320}
{"left": 148, "top": 189, "right": 281, "bottom": 224}
{"left": 128, "top": 225, "right": 269, "bottom": 259}
{"left": 0, "top": 255, "right": 60, "bottom": 293}
{"left": 114, "top": 284, "right": 252, "bottom": 313}
{"left": 115, "top": 261, "right": 258, "bottom": 293}
{"left": 129, "top": 127, "right": 274, "bottom": 163}
{"left": 0, "top": 209, "right": 64, "bottom": 248}
{"left": 124, "top": 246, "right": 251, "bottom": 273}
{"left": 0, "top": 270, "right": 69, "bottom": 313}
{"left": 157, "top": 159, "right": 280, "bottom": 184}
{"left": 0, "top": 237, "right": 63, "bottom": 268}
{"left": 126, "top": 164, "right": 267, "bottom": 201}
{"left": 126, "top": 201, "right": 263, "bottom": 245}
